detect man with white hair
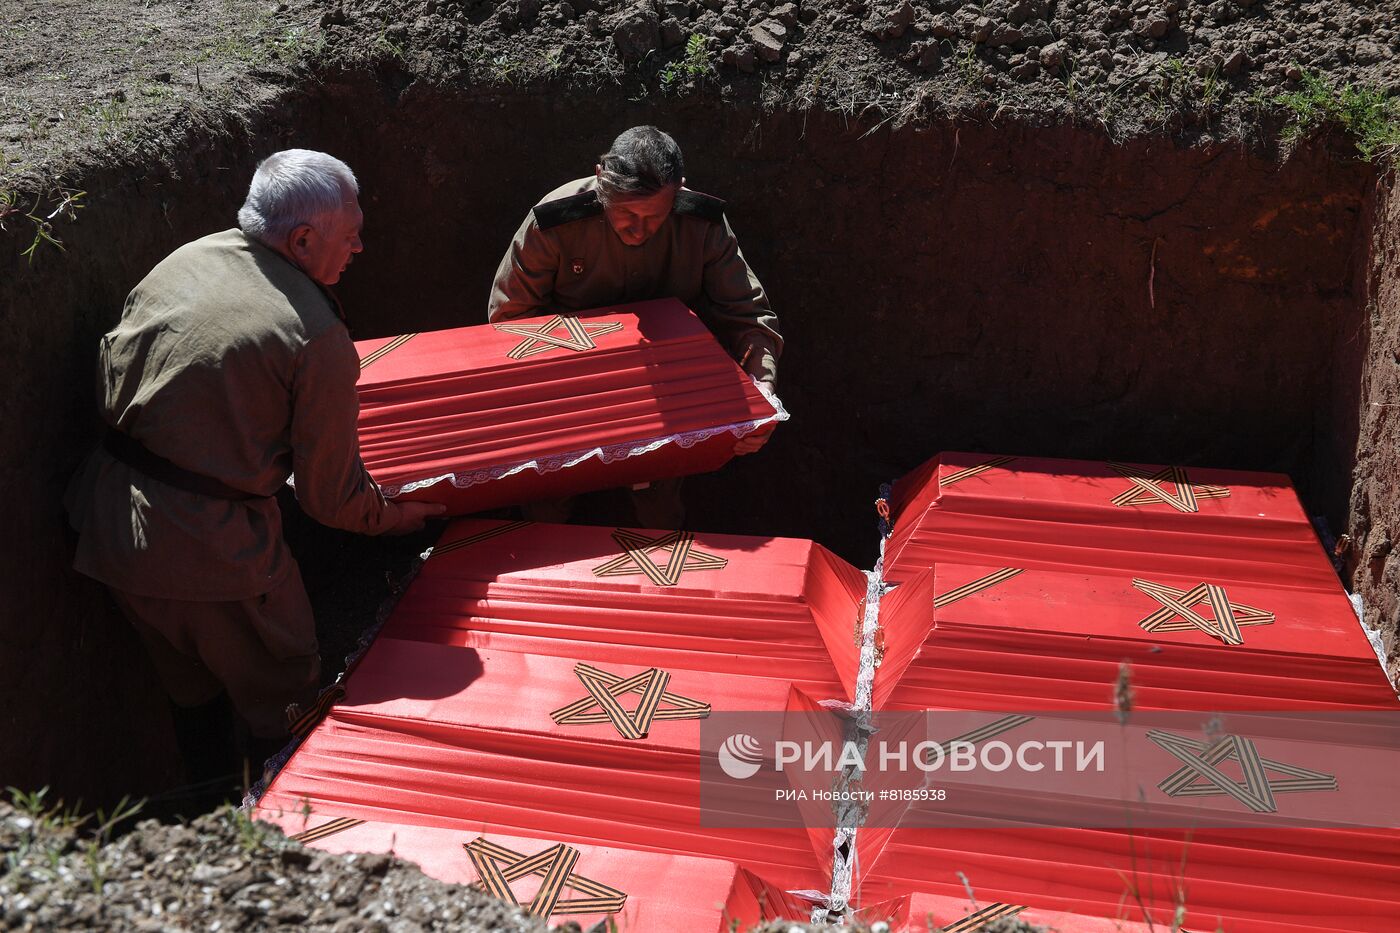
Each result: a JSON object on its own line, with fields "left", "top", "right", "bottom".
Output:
{"left": 65, "top": 150, "right": 443, "bottom": 778}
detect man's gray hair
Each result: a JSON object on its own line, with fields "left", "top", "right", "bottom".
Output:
{"left": 237, "top": 149, "right": 359, "bottom": 245}
{"left": 596, "top": 126, "right": 684, "bottom": 202}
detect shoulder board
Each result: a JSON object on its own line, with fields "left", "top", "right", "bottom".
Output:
{"left": 533, "top": 190, "right": 602, "bottom": 230}
{"left": 673, "top": 189, "right": 726, "bottom": 224}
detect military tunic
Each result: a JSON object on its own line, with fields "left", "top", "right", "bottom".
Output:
{"left": 487, "top": 176, "right": 782, "bottom": 383}
{"left": 64, "top": 229, "right": 399, "bottom": 736}
{"left": 66, "top": 228, "right": 398, "bottom": 602}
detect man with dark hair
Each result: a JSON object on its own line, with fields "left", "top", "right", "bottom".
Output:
{"left": 488, "top": 126, "right": 782, "bottom": 528}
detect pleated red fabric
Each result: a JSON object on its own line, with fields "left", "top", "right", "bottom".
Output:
{"left": 380, "top": 518, "right": 866, "bottom": 699}
{"left": 353, "top": 299, "right": 782, "bottom": 514}
{"left": 855, "top": 452, "right": 1400, "bottom": 931}
{"left": 888, "top": 890, "right": 1164, "bottom": 932}
{"left": 256, "top": 520, "right": 869, "bottom": 917}
{"left": 884, "top": 452, "right": 1342, "bottom": 590}
{"left": 254, "top": 452, "right": 1400, "bottom": 931}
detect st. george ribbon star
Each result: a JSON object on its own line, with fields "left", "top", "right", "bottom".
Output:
{"left": 493, "top": 314, "right": 624, "bottom": 360}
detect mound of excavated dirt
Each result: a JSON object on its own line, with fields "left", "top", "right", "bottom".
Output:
{"left": 326, "top": 0, "right": 1398, "bottom": 142}
{"left": 0, "top": 802, "right": 547, "bottom": 932}
{"left": 3, "top": 0, "right": 1397, "bottom": 184}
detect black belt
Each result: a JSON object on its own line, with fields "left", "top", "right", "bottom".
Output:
{"left": 102, "top": 429, "right": 264, "bottom": 502}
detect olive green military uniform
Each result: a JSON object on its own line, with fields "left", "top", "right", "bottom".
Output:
{"left": 65, "top": 229, "right": 401, "bottom": 738}
{"left": 487, "top": 177, "right": 783, "bottom": 527}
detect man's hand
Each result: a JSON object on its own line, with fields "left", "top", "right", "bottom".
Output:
{"left": 387, "top": 500, "right": 449, "bottom": 534}
{"left": 734, "top": 422, "right": 774, "bottom": 456}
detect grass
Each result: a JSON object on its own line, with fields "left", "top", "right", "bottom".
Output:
{"left": 84, "top": 97, "right": 132, "bottom": 142}
{"left": 4, "top": 787, "right": 144, "bottom": 895}
{"left": 1277, "top": 69, "right": 1400, "bottom": 162}
{"left": 1145, "top": 56, "right": 1224, "bottom": 129}
{"left": 0, "top": 186, "right": 86, "bottom": 263}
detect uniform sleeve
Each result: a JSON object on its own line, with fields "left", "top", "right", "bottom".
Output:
{"left": 487, "top": 210, "right": 560, "bottom": 322}
{"left": 290, "top": 327, "right": 399, "bottom": 535}
{"left": 699, "top": 216, "right": 783, "bottom": 384}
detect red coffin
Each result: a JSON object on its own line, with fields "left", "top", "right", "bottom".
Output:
{"left": 849, "top": 451, "right": 1400, "bottom": 931}
{"left": 255, "top": 520, "right": 872, "bottom": 914}
{"left": 379, "top": 517, "right": 866, "bottom": 700}
{"left": 352, "top": 299, "right": 785, "bottom": 514}
{"left": 884, "top": 452, "right": 1342, "bottom": 589}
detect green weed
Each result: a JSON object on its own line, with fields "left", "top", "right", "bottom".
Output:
{"left": 660, "top": 34, "right": 713, "bottom": 93}
{"left": 228, "top": 805, "right": 274, "bottom": 854}
{"left": 4, "top": 787, "right": 143, "bottom": 895}
{"left": 81, "top": 796, "right": 144, "bottom": 895}
{"left": 0, "top": 187, "right": 87, "bottom": 263}
{"left": 4, "top": 787, "right": 84, "bottom": 877}
{"left": 375, "top": 28, "right": 407, "bottom": 62}
{"left": 1277, "top": 69, "right": 1400, "bottom": 162}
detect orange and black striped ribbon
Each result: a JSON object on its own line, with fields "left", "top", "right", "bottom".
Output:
{"left": 551, "top": 663, "right": 710, "bottom": 736}
{"left": 288, "top": 684, "right": 346, "bottom": 738}
{"left": 940, "top": 456, "right": 1017, "bottom": 487}
{"left": 933, "top": 567, "right": 1024, "bottom": 609}
{"left": 579, "top": 665, "right": 669, "bottom": 740}
{"left": 592, "top": 529, "right": 727, "bottom": 586}
{"left": 358, "top": 332, "right": 417, "bottom": 370}
{"left": 940, "top": 902, "right": 1027, "bottom": 932}
{"left": 1108, "top": 462, "right": 1230, "bottom": 512}
{"left": 495, "top": 315, "right": 625, "bottom": 360}
{"left": 1133, "top": 579, "right": 1273, "bottom": 645}
{"left": 1152, "top": 730, "right": 1336, "bottom": 809}
{"left": 289, "top": 816, "right": 364, "bottom": 844}
{"left": 1151, "top": 731, "right": 1279, "bottom": 812}
{"left": 463, "top": 838, "right": 627, "bottom": 917}
{"left": 431, "top": 520, "right": 532, "bottom": 558}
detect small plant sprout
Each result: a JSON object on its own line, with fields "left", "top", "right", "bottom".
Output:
{"left": 660, "top": 34, "right": 714, "bottom": 93}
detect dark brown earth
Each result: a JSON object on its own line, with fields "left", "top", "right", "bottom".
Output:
{"left": 1346, "top": 165, "right": 1400, "bottom": 682}
{"left": 0, "top": 0, "right": 1397, "bottom": 929}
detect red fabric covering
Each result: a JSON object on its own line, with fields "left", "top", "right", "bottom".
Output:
{"left": 884, "top": 452, "right": 1341, "bottom": 589}
{"left": 381, "top": 518, "right": 866, "bottom": 699}
{"left": 254, "top": 454, "right": 1400, "bottom": 931}
{"left": 854, "top": 452, "right": 1400, "bottom": 931}
{"left": 855, "top": 826, "right": 1400, "bottom": 933}
{"left": 249, "top": 816, "right": 811, "bottom": 931}
{"left": 257, "top": 641, "right": 833, "bottom": 893}
{"left": 889, "top": 890, "right": 1164, "bottom": 932}
{"left": 256, "top": 521, "right": 869, "bottom": 911}
{"left": 876, "top": 563, "right": 1398, "bottom": 712}
{"left": 353, "top": 299, "right": 780, "bottom": 514}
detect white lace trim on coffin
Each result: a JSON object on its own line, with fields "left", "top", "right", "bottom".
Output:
{"left": 377, "top": 378, "right": 790, "bottom": 498}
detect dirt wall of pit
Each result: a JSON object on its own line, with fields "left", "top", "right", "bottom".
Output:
{"left": 306, "top": 80, "right": 1374, "bottom": 557}
{"left": 0, "top": 78, "right": 1384, "bottom": 803}
{"left": 1348, "top": 168, "right": 1400, "bottom": 674}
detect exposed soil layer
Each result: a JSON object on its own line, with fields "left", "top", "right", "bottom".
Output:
{"left": 1347, "top": 168, "right": 1400, "bottom": 680}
